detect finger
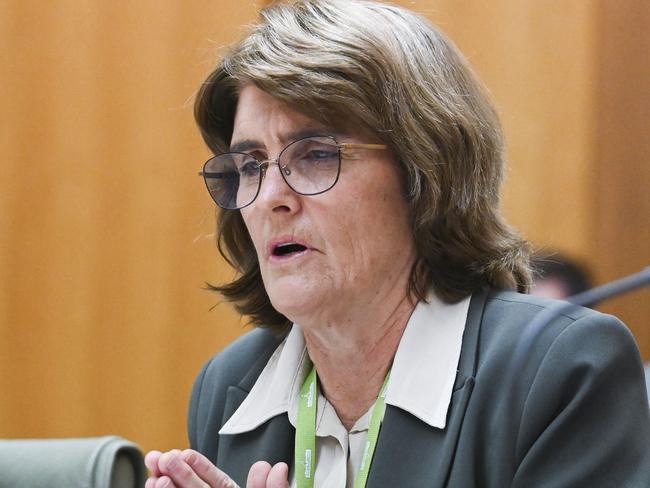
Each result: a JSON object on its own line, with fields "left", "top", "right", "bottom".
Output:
{"left": 246, "top": 461, "right": 272, "bottom": 488}
{"left": 180, "top": 449, "right": 239, "bottom": 487}
{"left": 145, "top": 450, "right": 164, "bottom": 477}
{"left": 265, "top": 463, "right": 289, "bottom": 488}
{"left": 159, "top": 450, "right": 208, "bottom": 487}
{"left": 146, "top": 476, "right": 177, "bottom": 488}
{"left": 153, "top": 476, "right": 177, "bottom": 488}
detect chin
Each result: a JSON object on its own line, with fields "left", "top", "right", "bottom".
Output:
{"left": 268, "top": 292, "right": 315, "bottom": 324}
{"left": 265, "top": 279, "right": 328, "bottom": 325}
{"left": 262, "top": 270, "right": 333, "bottom": 318}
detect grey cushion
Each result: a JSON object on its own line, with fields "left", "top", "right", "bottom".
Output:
{"left": 0, "top": 436, "right": 145, "bottom": 488}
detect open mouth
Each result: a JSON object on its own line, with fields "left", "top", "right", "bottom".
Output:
{"left": 273, "top": 243, "right": 308, "bottom": 257}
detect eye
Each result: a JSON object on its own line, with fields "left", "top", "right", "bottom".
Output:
{"left": 281, "top": 137, "right": 340, "bottom": 171}
{"left": 206, "top": 171, "right": 237, "bottom": 180}
{"left": 305, "top": 149, "right": 338, "bottom": 161}
{"left": 238, "top": 160, "right": 261, "bottom": 178}
{"left": 292, "top": 144, "right": 338, "bottom": 165}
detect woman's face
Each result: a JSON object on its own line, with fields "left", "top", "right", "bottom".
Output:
{"left": 233, "top": 85, "right": 417, "bottom": 327}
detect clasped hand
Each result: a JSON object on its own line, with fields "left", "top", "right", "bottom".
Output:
{"left": 145, "top": 449, "right": 289, "bottom": 488}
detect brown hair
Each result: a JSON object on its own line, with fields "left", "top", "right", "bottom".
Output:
{"left": 195, "top": 0, "right": 532, "bottom": 332}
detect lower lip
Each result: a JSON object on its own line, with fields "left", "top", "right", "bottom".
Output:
{"left": 269, "top": 248, "right": 311, "bottom": 264}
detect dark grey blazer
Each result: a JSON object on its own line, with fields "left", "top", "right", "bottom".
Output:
{"left": 188, "top": 289, "right": 650, "bottom": 487}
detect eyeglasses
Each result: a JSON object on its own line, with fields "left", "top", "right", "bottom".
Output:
{"left": 199, "top": 135, "right": 387, "bottom": 210}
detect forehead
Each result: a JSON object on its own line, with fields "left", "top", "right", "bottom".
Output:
{"left": 231, "top": 85, "right": 329, "bottom": 146}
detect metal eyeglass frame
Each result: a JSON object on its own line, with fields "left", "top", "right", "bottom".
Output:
{"left": 198, "top": 135, "right": 387, "bottom": 210}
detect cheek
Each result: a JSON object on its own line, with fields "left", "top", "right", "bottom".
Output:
{"left": 240, "top": 211, "right": 265, "bottom": 257}
{"left": 323, "top": 189, "right": 411, "bottom": 272}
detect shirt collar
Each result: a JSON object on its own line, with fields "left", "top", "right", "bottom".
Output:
{"left": 219, "top": 325, "right": 309, "bottom": 435}
{"left": 220, "top": 292, "right": 470, "bottom": 435}
{"left": 385, "top": 292, "right": 470, "bottom": 428}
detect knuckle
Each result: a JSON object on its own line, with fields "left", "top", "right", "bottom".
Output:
{"left": 180, "top": 449, "right": 199, "bottom": 465}
{"left": 159, "top": 451, "right": 186, "bottom": 477}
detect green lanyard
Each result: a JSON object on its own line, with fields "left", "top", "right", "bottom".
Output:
{"left": 295, "top": 366, "right": 390, "bottom": 488}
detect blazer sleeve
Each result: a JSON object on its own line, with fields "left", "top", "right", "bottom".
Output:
{"left": 512, "top": 313, "right": 650, "bottom": 487}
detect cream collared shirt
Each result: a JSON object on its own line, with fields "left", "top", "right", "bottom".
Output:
{"left": 220, "top": 293, "right": 471, "bottom": 487}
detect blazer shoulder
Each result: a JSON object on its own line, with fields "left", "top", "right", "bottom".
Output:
{"left": 466, "top": 290, "right": 650, "bottom": 486}
{"left": 485, "top": 289, "right": 598, "bottom": 321}
{"left": 475, "top": 289, "right": 640, "bottom": 397}
{"left": 481, "top": 289, "right": 633, "bottom": 343}
{"left": 508, "top": 302, "right": 650, "bottom": 486}
{"left": 198, "top": 328, "right": 286, "bottom": 392}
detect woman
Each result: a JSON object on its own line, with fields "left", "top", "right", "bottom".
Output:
{"left": 146, "top": 1, "right": 650, "bottom": 487}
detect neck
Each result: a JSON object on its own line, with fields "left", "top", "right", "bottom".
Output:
{"left": 303, "top": 291, "right": 416, "bottom": 430}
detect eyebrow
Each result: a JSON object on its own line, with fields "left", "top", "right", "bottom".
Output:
{"left": 229, "top": 127, "right": 340, "bottom": 153}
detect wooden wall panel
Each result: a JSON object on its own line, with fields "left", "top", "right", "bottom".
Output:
{"left": 404, "top": 1, "right": 648, "bottom": 353}
{"left": 1, "top": 0, "right": 647, "bottom": 457}
{"left": 1, "top": 0, "right": 263, "bottom": 452}
{"left": 396, "top": 1, "right": 597, "bottom": 258}
{"left": 592, "top": 1, "right": 650, "bottom": 357}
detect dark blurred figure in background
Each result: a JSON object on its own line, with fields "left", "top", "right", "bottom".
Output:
{"left": 531, "top": 253, "right": 592, "bottom": 300}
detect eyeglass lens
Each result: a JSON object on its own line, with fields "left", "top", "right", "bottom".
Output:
{"left": 202, "top": 136, "right": 341, "bottom": 209}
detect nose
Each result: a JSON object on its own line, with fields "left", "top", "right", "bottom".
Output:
{"left": 254, "top": 160, "right": 300, "bottom": 213}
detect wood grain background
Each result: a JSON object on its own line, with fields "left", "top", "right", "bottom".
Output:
{"left": 1, "top": 0, "right": 648, "bottom": 454}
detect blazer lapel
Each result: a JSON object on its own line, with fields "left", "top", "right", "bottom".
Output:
{"left": 366, "top": 289, "right": 487, "bottom": 488}
{"left": 366, "top": 379, "right": 474, "bottom": 488}
{"left": 217, "top": 385, "right": 295, "bottom": 486}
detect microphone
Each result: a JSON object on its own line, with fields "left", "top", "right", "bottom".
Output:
{"left": 564, "top": 266, "right": 650, "bottom": 308}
